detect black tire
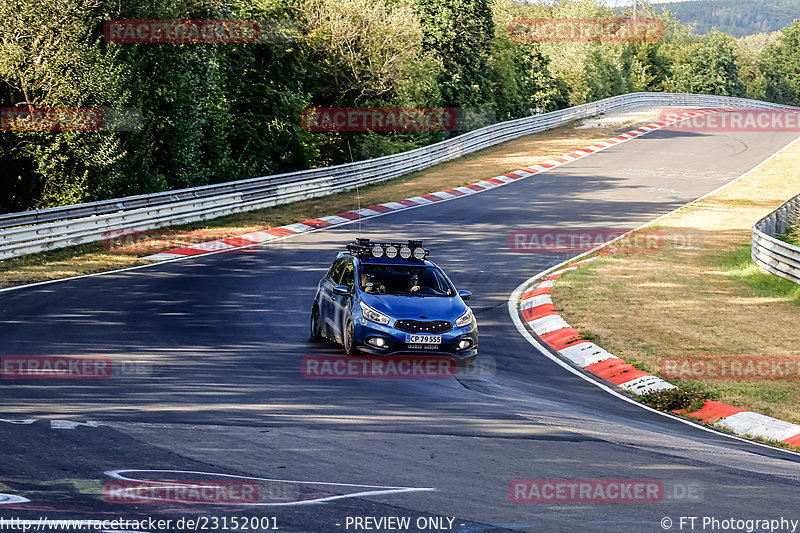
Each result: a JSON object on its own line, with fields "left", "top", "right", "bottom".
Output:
{"left": 309, "top": 305, "right": 322, "bottom": 342}
{"left": 343, "top": 316, "right": 356, "bottom": 355}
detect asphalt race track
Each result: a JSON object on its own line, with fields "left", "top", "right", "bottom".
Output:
{"left": 2, "top": 120, "right": 800, "bottom": 532}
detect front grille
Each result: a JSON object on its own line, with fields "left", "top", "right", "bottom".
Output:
{"left": 395, "top": 319, "right": 452, "bottom": 334}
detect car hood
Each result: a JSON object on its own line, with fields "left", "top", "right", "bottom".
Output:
{"left": 360, "top": 293, "right": 467, "bottom": 320}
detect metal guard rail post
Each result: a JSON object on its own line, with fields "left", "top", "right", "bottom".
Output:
{"left": 752, "top": 192, "right": 800, "bottom": 285}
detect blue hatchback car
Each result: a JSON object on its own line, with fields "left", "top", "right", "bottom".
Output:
{"left": 310, "top": 239, "right": 478, "bottom": 363}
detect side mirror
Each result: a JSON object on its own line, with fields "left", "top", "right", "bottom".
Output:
{"left": 333, "top": 286, "right": 350, "bottom": 296}
{"left": 458, "top": 290, "right": 471, "bottom": 300}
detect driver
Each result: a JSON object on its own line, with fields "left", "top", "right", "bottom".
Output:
{"left": 361, "top": 272, "right": 373, "bottom": 292}
{"left": 409, "top": 270, "right": 420, "bottom": 293}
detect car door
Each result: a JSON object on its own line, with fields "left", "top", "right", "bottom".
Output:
{"left": 330, "top": 259, "right": 355, "bottom": 340}
{"left": 320, "top": 258, "right": 346, "bottom": 333}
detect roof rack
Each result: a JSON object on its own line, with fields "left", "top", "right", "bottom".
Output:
{"left": 346, "top": 238, "right": 429, "bottom": 261}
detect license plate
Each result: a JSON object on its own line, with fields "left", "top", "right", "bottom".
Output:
{"left": 405, "top": 334, "right": 442, "bottom": 344}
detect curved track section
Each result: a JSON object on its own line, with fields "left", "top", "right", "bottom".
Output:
{"left": 2, "top": 122, "right": 800, "bottom": 532}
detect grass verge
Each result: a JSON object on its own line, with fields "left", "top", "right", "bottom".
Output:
{"left": 0, "top": 109, "right": 662, "bottom": 289}
{"left": 551, "top": 137, "right": 800, "bottom": 425}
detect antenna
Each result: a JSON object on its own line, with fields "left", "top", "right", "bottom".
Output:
{"left": 347, "top": 141, "right": 362, "bottom": 238}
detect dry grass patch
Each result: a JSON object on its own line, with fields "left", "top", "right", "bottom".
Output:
{"left": 552, "top": 138, "right": 800, "bottom": 424}
{"left": 0, "top": 110, "right": 662, "bottom": 289}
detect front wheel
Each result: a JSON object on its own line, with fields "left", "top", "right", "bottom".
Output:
{"left": 309, "top": 305, "right": 322, "bottom": 342}
{"left": 343, "top": 316, "right": 356, "bottom": 355}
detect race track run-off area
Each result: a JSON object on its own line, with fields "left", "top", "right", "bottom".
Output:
{"left": 2, "top": 114, "right": 800, "bottom": 533}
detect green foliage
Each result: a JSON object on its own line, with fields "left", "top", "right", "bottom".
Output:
{"left": 736, "top": 32, "right": 779, "bottom": 100}
{"left": 489, "top": 1, "right": 568, "bottom": 117}
{"left": 1, "top": 0, "right": 799, "bottom": 213}
{"left": 640, "top": 387, "right": 706, "bottom": 412}
{"left": 762, "top": 21, "right": 800, "bottom": 105}
{"left": 667, "top": 31, "right": 745, "bottom": 96}
{"left": 414, "top": 0, "right": 496, "bottom": 107}
{"left": 356, "top": 132, "right": 424, "bottom": 159}
{"left": 302, "top": 0, "right": 438, "bottom": 102}
{"left": 0, "top": 0, "right": 130, "bottom": 209}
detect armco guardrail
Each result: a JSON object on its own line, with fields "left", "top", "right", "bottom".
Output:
{"left": 2, "top": 92, "right": 798, "bottom": 260}
{"left": 752, "top": 192, "right": 800, "bottom": 284}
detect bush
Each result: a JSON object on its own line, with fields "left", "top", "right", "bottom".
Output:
{"left": 640, "top": 387, "right": 706, "bottom": 412}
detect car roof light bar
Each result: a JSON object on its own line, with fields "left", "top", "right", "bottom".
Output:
{"left": 346, "top": 238, "right": 429, "bottom": 260}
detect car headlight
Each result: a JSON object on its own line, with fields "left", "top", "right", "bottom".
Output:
{"left": 455, "top": 308, "right": 474, "bottom": 327}
{"left": 360, "top": 302, "right": 391, "bottom": 325}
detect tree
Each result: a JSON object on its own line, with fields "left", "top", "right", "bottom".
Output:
{"left": 414, "top": 0, "right": 495, "bottom": 107}
{"left": 762, "top": 20, "right": 800, "bottom": 105}
{"left": 667, "top": 31, "right": 745, "bottom": 96}
{"left": 488, "top": 0, "right": 567, "bottom": 118}
{"left": 736, "top": 32, "right": 778, "bottom": 101}
{"left": 302, "top": 0, "right": 438, "bottom": 102}
{"left": 0, "top": 0, "right": 129, "bottom": 208}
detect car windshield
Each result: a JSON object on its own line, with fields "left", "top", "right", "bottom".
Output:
{"left": 359, "top": 264, "right": 454, "bottom": 297}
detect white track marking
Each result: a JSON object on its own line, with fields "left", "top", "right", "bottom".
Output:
{"left": 403, "top": 196, "right": 435, "bottom": 205}
{"left": 183, "top": 241, "right": 235, "bottom": 252}
{"left": 529, "top": 315, "right": 572, "bottom": 335}
{"left": 617, "top": 375, "right": 677, "bottom": 394}
{"left": 238, "top": 231, "right": 277, "bottom": 241}
{"left": 519, "top": 293, "right": 552, "bottom": 309}
{"left": 717, "top": 412, "right": 800, "bottom": 442}
{"left": 105, "top": 469, "right": 435, "bottom": 506}
{"left": 557, "top": 342, "right": 616, "bottom": 367}
{"left": 427, "top": 191, "right": 457, "bottom": 200}
{"left": 281, "top": 222, "right": 315, "bottom": 233}
{"left": 51, "top": 420, "right": 104, "bottom": 430}
{"left": 375, "top": 202, "right": 407, "bottom": 211}
{"left": 138, "top": 253, "right": 176, "bottom": 261}
{"left": 0, "top": 493, "right": 30, "bottom": 504}
{"left": 0, "top": 418, "right": 36, "bottom": 425}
